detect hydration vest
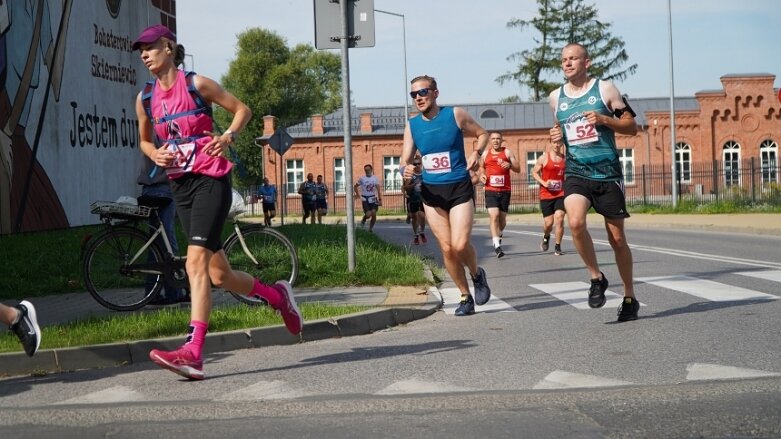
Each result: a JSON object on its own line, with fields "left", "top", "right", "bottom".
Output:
{"left": 141, "top": 70, "right": 213, "bottom": 148}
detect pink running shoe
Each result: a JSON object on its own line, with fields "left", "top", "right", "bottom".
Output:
{"left": 274, "top": 280, "right": 303, "bottom": 335}
{"left": 149, "top": 347, "right": 204, "bottom": 380}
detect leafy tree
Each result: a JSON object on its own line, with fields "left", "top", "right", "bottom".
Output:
{"left": 498, "top": 0, "right": 636, "bottom": 102}
{"left": 214, "top": 28, "right": 342, "bottom": 187}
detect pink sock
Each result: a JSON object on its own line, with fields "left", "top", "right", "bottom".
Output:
{"left": 183, "top": 320, "right": 208, "bottom": 360}
{"left": 248, "top": 278, "right": 283, "bottom": 308}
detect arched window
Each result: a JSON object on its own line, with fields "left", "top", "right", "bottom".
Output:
{"left": 480, "top": 109, "right": 501, "bottom": 119}
{"left": 675, "top": 142, "right": 692, "bottom": 183}
{"left": 722, "top": 140, "right": 741, "bottom": 187}
{"left": 760, "top": 139, "right": 778, "bottom": 185}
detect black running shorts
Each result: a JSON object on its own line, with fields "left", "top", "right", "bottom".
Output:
{"left": 563, "top": 176, "right": 630, "bottom": 219}
{"left": 421, "top": 179, "right": 474, "bottom": 212}
{"left": 170, "top": 173, "right": 232, "bottom": 252}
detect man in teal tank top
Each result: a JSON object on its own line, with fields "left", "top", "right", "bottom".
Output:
{"left": 402, "top": 75, "right": 492, "bottom": 317}
{"left": 549, "top": 43, "right": 640, "bottom": 322}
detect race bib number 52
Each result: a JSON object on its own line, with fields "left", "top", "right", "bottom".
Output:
{"left": 564, "top": 119, "right": 598, "bottom": 146}
{"left": 422, "top": 151, "right": 452, "bottom": 174}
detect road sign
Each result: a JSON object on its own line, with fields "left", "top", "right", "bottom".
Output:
{"left": 313, "top": 0, "right": 375, "bottom": 49}
{"left": 268, "top": 127, "right": 294, "bottom": 155}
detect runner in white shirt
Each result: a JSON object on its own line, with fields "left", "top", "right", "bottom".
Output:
{"left": 353, "top": 164, "right": 382, "bottom": 232}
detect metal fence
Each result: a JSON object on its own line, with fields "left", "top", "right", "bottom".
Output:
{"left": 238, "top": 158, "right": 780, "bottom": 218}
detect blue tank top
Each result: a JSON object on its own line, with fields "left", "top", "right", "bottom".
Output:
{"left": 555, "top": 80, "right": 622, "bottom": 181}
{"left": 409, "top": 106, "right": 469, "bottom": 185}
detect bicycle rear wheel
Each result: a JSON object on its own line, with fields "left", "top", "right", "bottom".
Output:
{"left": 225, "top": 226, "right": 299, "bottom": 306}
{"left": 82, "top": 227, "right": 163, "bottom": 311}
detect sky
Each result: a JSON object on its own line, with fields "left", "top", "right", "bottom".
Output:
{"left": 176, "top": 0, "right": 781, "bottom": 109}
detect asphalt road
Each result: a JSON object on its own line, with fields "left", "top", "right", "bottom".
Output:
{"left": 0, "top": 221, "right": 779, "bottom": 438}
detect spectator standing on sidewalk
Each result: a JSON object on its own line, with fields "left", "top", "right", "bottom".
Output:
{"left": 531, "top": 141, "right": 567, "bottom": 256}
{"left": 1, "top": 301, "right": 40, "bottom": 356}
{"left": 354, "top": 164, "right": 381, "bottom": 232}
{"left": 314, "top": 174, "right": 329, "bottom": 224}
{"left": 133, "top": 24, "right": 302, "bottom": 380}
{"left": 257, "top": 177, "right": 277, "bottom": 227}
{"left": 549, "top": 42, "right": 639, "bottom": 322}
{"left": 479, "top": 132, "right": 520, "bottom": 258}
{"left": 402, "top": 75, "right": 491, "bottom": 316}
{"left": 402, "top": 158, "right": 427, "bottom": 245}
{"left": 298, "top": 173, "right": 317, "bottom": 225}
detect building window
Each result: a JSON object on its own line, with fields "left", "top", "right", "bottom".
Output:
{"left": 334, "top": 158, "right": 346, "bottom": 193}
{"left": 675, "top": 142, "right": 692, "bottom": 183}
{"left": 618, "top": 148, "right": 635, "bottom": 184}
{"left": 383, "top": 156, "right": 402, "bottom": 192}
{"left": 760, "top": 139, "right": 778, "bottom": 185}
{"left": 722, "top": 140, "right": 741, "bottom": 187}
{"left": 480, "top": 109, "right": 501, "bottom": 119}
{"left": 286, "top": 159, "right": 304, "bottom": 194}
{"left": 526, "top": 151, "right": 544, "bottom": 186}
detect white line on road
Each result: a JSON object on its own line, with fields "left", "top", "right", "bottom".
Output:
{"left": 533, "top": 370, "right": 634, "bottom": 389}
{"left": 439, "top": 287, "right": 515, "bottom": 315}
{"left": 735, "top": 269, "right": 781, "bottom": 283}
{"left": 686, "top": 363, "right": 781, "bottom": 381}
{"left": 636, "top": 275, "right": 778, "bottom": 301}
{"left": 528, "top": 282, "right": 642, "bottom": 310}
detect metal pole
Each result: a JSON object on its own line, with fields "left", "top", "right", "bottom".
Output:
{"left": 374, "top": 9, "right": 409, "bottom": 120}
{"left": 667, "top": 0, "right": 678, "bottom": 207}
{"left": 341, "top": 0, "right": 356, "bottom": 271}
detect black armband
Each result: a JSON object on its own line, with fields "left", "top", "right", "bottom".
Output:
{"left": 613, "top": 96, "right": 637, "bottom": 118}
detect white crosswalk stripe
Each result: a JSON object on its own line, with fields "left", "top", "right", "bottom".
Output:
{"left": 439, "top": 287, "right": 515, "bottom": 315}
{"left": 686, "top": 363, "right": 781, "bottom": 381}
{"left": 636, "top": 275, "right": 778, "bottom": 302}
{"left": 55, "top": 385, "right": 145, "bottom": 405}
{"left": 528, "top": 282, "right": 641, "bottom": 310}
{"left": 533, "top": 371, "right": 634, "bottom": 389}
{"left": 735, "top": 269, "right": 781, "bottom": 283}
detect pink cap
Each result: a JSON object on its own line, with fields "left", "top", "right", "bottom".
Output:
{"left": 132, "top": 24, "right": 175, "bottom": 50}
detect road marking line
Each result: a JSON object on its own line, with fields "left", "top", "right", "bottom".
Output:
{"left": 55, "top": 385, "right": 145, "bottom": 405}
{"left": 686, "top": 363, "right": 781, "bottom": 381}
{"left": 439, "top": 287, "right": 515, "bottom": 315}
{"left": 533, "top": 370, "right": 634, "bottom": 389}
{"left": 637, "top": 275, "right": 778, "bottom": 301}
{"left": 375, "top": 379, "right": 472, "bottom": 395}
{"left": 528, "top": 282, "right": 640, "bottom": 310}
{"left": 735, "top": 269, "right": 781, "bottom": 283}
{"left": 216, "top": 380, "right": 314, "bottom": 401}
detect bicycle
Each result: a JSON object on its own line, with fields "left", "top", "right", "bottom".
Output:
{"left": 81, "top": 192, "right": 299, "bottom": 311}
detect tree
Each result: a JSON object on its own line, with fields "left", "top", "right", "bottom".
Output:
{"left": 215, "top": 28, "right": 342, "bottom": 187}
{"left": 496, "top": 0, "right": 562, "bottom": 102}
{"left": 498, "top": 0, "right": 637, "bottom": 102}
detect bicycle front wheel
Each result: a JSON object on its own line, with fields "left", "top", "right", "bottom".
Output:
{"left": 224, "top": 226, "right": 299, "bottom": 306}
{"left": 82, "top": 227, "right": 163, "bottom": 311}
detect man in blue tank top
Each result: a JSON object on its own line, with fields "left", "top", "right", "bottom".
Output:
{"left": 549, "top": 43, "right": 640, "bottom": 322}
{"left": 402, "top": 75, "right": 491, "bottom": 316}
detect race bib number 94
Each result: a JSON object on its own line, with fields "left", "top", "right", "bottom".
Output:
{"left": 564, "top": 119, "right": 598, "bottom": 146}
{"left": 489, "top": 175, "right": 505, "bottom": 187}
{"left": 422, "top": 151, "right": 452, "bottom": 174}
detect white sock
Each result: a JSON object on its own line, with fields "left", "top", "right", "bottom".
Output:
{"left": 492, "top": 237, "right": 501, "bottom": 248}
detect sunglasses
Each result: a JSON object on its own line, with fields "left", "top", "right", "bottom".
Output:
{"left": 409, "top": 88, "right": 434, "bottom": 99}
{"left": 412, "top": 162, "right": 421, "bottom": 165}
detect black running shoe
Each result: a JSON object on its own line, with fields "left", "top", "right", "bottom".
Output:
{"left": 10, "top": 300, "right": 41, "bottom": 357}
{"left": 495, "top": 246, "right": 504, "bottom": 258}
{"left": 472, "top": 266, "right": 491, "bottom": 305}
{"left": 617, "top": 296, "right": 640, "bottom": 322}
{"left": 554, "top": 244, "right": 563, "bottom": 256}
{"left": 454, "top": 295, "right": 475, "bottom": 316}
{"left": 540, "top": 235, "right": 550, "bottom": 252}
{"left": 588, "top": 272, "right": 608, "bottom": 308}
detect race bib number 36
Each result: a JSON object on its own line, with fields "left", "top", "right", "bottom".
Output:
{"left": 564, "top": 119, "right": 598, "bottom": 146}
{"left": 422, "top": 151, "right": 452, "bottom": 174}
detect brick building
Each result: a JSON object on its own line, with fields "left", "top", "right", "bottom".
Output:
{"left": 258, "top": 73, "right": 781, "bottom": 214}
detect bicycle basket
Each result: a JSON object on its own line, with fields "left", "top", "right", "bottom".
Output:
{"left": 90, "top": 201, "right": 151, "bottom": 219}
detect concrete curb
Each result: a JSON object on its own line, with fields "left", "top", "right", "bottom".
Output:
{"left": 0, "top": 268, "right": 443, "bottom": 377}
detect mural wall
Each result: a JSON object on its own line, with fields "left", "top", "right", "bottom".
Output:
{"left": 0, "top": 0, "right": 175, "bottom": 234}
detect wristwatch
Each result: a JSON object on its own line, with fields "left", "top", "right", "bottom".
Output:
{"left": 224, "top": 130, "right": 237, "bottom": 143}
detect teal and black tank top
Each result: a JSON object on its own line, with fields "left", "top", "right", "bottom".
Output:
{"left": 555, "top": 79, "right": 622, "bottom": 181}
